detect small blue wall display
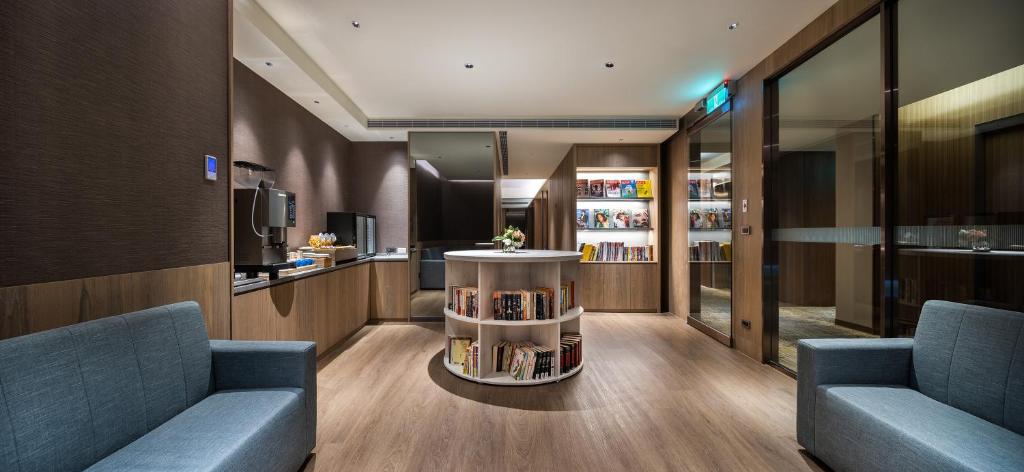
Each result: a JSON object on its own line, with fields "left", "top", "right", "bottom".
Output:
{"left": 205, "top": 155, "right": 217, "bottom": 181}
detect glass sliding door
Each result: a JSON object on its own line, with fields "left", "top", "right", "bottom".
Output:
{"left": 765, "top": 15, "right": 882, "bottom": 371}
{"left": 893, "top": 0, "right": 1024, "bottom": 333}
{"left": 688, "top": 111, "right": 733, "bottom": 341}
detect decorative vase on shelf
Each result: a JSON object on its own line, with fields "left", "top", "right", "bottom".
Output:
{"left": 493, "top": 225, "right": 526, "bottom": 254}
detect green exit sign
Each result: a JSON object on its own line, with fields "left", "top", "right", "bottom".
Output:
{"left": 705, "top": 83, "right": 729, "bottom": 114}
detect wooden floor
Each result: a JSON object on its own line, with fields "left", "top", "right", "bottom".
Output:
{"left": 306, "top": 312, "right": 823, "bottom": 472}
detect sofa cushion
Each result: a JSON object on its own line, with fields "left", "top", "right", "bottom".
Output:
{"left": 815, "top": 385, "right": 1024, "bottom": 472}
{"left": 0, "top": 301, "right": 212, "bottom": 471}
{"left": 913, "top": 300, "right": 1024, "bottom": 434}
{"left": 85, "top": 388, "right": 309, "bottom": 472}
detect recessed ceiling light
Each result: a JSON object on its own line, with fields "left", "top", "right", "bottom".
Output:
{"left": 605, "top": 62, "right": 615, "bottom": 68}
{"left": 464, "top": 63, "right": 474, "bottom": 69}
{"left": 485, "top": 145, "right": 491, "bottom": 148}
{"left": 352, "top": 20, "right": 360, "bottom": 28}
{"left": 265, "top": 61, "right": 273, "bottom": 67}
{"left": 728, "top": 22, "right": 739, "bottom": 30}
{"left": 313, "top": 100, "right": 320, "bottom": 104}
{"left": 618, "top": 138, "right": 624, "bottom": 142}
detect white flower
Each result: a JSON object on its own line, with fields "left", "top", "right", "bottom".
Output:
{"left": 503, "top": 238, "right": 512, "bottom": 245}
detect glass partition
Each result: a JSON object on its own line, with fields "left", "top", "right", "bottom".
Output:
{"left": 688, "top": 111, "right": 733, "bottom": 341}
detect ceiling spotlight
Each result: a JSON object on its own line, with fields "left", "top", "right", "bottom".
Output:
{"left": 352, "top": 20, "right": 360, "bottom": 28}
{"left": 265, "top": 61, "right": 273, "bottom": 67}
{"left": 618, "top": 138, "right": 624, "bottom": 142}
{"left": 485, "top": 145, "right": 491, "bottom": 148}
{"left": 605, "top": 62, "right": 615, "bottom": 68}
{"left": 728, "top": 22, "right": 739, "bottom": 30}
{"left": 464, "top": 63, "right": 474, "bottom": 69}
{"left": 313, "top": 100, "right": 320, "bottom": 104}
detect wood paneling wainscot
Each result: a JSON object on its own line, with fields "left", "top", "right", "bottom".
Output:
{"left": 0, "top": 262, "right": 232, "bottom": 341}
{"left": 370, "top": 261, "right": 410, "bottom": 321}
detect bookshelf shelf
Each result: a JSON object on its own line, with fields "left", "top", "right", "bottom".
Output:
{"left": 443, "top": 250, "right": 584, "bottom": 386}
{"left": 577, "top": 228, "right": 654, "bottom": 232}
{"left": 577, "top": 197, "right": 654, "bottom": 202}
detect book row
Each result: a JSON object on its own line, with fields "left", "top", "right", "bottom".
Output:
{"left": 690, "top": 241, "right": 732, "bottom": 262}
{"left": 576, "top": 208, "right": 650, "bottom": 229}
{"left": 688, "top": 176, "right": 731, "bottom": 200}
{"left": 449, "top": 283, "right": 577, "bottom": 320}
{"left": 689, "top": 208, "right": 732, "bottom": 230}
{"left": 448, "top": 286, "right": 479, "bottom": 317}
{"left": 579, "top": 242, "right": 654, "bottom": 262}
{"left": 577, "top": 178, "right": 652, "bottom": 199}
{"left": 447, "top": 333, "right": 583, "bottom": 381}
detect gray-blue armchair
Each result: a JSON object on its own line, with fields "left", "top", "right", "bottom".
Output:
{"left": 0, "top": 301, "right": 316, "bottom": 472}
{"left": 798, "top": 300, "right": 1024, "bottom": 472}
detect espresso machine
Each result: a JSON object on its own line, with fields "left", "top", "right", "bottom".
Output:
{"left": 233, "top": 161, "right": 296, "bottom": 279}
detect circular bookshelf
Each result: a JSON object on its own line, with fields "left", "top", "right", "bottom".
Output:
{"left": 442, "top": 250, "right": 584, "bottom": 386}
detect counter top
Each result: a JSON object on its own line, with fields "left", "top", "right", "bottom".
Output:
{"left": 233, "top": 254, "right": 408, "bottom": 296}
{"left": 444, "top": 249, "right": 582, "bottom": 263}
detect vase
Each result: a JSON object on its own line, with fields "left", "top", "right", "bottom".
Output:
{"left": 972, "top": 239, "right": 991, "bottom": 252}
{"left": 502, "top": 244, "right": 517, "bottom": 253}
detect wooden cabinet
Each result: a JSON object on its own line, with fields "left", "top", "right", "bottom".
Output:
{"left": 578, "top": 262, "right": 659, "bottom": 312}
{"left": 232, "top": 261, "right": 380, "bottom": 356}
{"left": 370, "top": 261, "right": 409, "bottom": 321}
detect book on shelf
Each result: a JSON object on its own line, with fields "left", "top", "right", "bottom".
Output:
{"left": 605, "top": 179, "right": 621, "bottom": 198}
{"left": 688, "top": 179, "right": 700, "bottom": 200}
{"left": 493, "top": 341, "right": 556, "bottom": 380}
{"left": 620, "top": 180, "right": 637, "bottom": 198}
{"left": 592, "top": 209, "right": 612, "bottom": 228}
{"left": 636, "top": 179, "right": 652, "bottom": 198}
{"left": 578, "top": 242, "right": 654, "bottom": 262}
{"left": 447, "top": 286, "right": 479, "bottom": 317}
{"left": 492, "top": 288, "right": 559, "bottom": 320}
{"left": 560, "top": 281, "right": 576, "bottom": 315}
{"left": 611, "top": 209, "right": 631, "bottom": 228}
{"left": 689, "top": 241, "right": 732, "bottom": 261}
{"left": 576, "top": 209, "right": 590, "bottom": 229}
{"left": 463, "top": 341, "right": 479, "bottom": 377}
{"left": 447, "top": 336, "right": 473, "bottom": 366}
{"left": 631, "top": 209, "right": 650, "bottom": 228}
{"left": 576, "top": 179, "right": 590, "bottom": 197}
{"left": 560, "top": 333, "right": 582, "bottom": 372}
{"left": 589, "top": 179, "right": 605, "bottom": 197}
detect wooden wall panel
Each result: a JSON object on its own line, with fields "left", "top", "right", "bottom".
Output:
{"left": 663, "top": 131, "right": 690, "bottom": 316}
{"left": 0, "top": 1, "right": 230, "bottom": 287}
{"left": 575, "top": 144, "right": 658, "bottom": 168}
{"left": 0, "top": 262, "right": 232, "bottom": 341}
{"left": 546, "top": 148, "right": 578, "bottom": 251}
{"left": 370, "top": 261, "right": 410, "bottom": 321}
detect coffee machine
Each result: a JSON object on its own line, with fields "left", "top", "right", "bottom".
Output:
{"left": 233, "top": 162, "right": 296, "bottom": 279}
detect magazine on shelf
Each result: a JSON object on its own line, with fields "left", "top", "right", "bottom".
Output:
{"left": 620, "top": 180, "right": 637, "bottom": 198}
{"left": 589, "top": 179, "right": 605, "bottom": 198}
{"left": 576, "top": 209, "right": 590, "bottom": 229}
{"left": 593, "top": 209, "right": 612, "bottom": 228}
{"left": 689, "top": 209, "right": 704, "bottom": 229}
{"left": 576, "top": 179, "right": 590, "bottom": 197}
{"left": 688, "top": 179, "right": 700, "bottom": 200}
{"left": 712, "top": 177, "right": 731, "bottom": 199}
{"left": 631, "top": 209, "right": 650, "bottom": 228}
{"left": 704, "top": 208, "right": 720, "bottom": 229}
{"left": 612, "top": 209, "right": 631, "bottom": 228}
{"left": 721, "top": 208, "right": 732, "bottom": 228}
{"left": 605, "top": 180, "right": 621, "bottom": 198}
{"left": 636, "top": 179, "right": 653, "bottom": 198}
{"left": 699, "top": 178, "right": 713, "bottom": 199}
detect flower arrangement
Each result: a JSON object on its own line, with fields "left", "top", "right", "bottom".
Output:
{"left": 960, "top": 228, "right": 990, "bottom": 252}
{"left": 492, "top": 226, "right": 526, "bottom": 253}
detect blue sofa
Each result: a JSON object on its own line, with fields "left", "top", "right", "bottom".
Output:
{"left": 419, "top": 246, "right": 446, "bottom": 290}
{"left": 0, "top": 301, "right": 316, "bottom": 472}
{"left": 798, "top": 300, "right": 1024, "bottom": 472}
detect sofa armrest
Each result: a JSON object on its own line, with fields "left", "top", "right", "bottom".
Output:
{"left": 797, "top": 337, "right": 913, "bottom": 454}
{"left": 210, "top": 340, "right": 316, "bottom": 451}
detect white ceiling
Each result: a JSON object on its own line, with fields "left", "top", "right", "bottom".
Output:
{"left": 233, "top": 0, "right": 838, "bottom": 177}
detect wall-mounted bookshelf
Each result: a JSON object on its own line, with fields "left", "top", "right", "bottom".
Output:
{"left": 442, "top": 250, "right": 584, "bottom": 386}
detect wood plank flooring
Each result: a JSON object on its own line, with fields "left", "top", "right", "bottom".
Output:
{"left": 306, "top": 312, "right": 823, "bottom": 472}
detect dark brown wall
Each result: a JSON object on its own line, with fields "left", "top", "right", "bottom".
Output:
{"left": 0, "top": 0, "right": 230, "bottom": 288}
{"left": 415, "top": 165, "right": 444, "bottom": 242}
{"left": 349, "top": 142, "right": 410, "bottom": 250}
{"left": 442, "top": 181, "right": 494, "bottom": 242}
{"left": 232, "top": 60, "right": 351, "bottom": 248}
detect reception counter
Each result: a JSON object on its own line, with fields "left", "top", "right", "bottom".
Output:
{"left": 231, "top": 254, "right": 410, "bottom": 356}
